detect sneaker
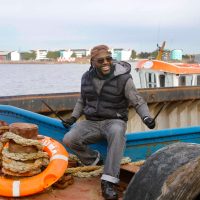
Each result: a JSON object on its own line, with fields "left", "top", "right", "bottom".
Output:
{"left": 101, "top": 180, "right": 118, "bottom": 200}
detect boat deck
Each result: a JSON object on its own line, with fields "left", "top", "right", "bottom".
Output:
{"left": 0, "top": 164, "right": 139, "bottom": 200}
{"left": 26, "top": 177, "right": 106, "bottom": 200}
{"left": 0, "top": 177, "right": 122, "bottom": 200}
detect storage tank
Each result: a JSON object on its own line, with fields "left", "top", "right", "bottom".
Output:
{"left": 170, "top": 49, "right": 183, "bottom": 60}
{"left": 112, "top": 50, "right": 122, "bottom": 61}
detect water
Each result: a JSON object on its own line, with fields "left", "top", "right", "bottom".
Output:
{"left": 0, "top": 62, "right": 140, "bottom": 97}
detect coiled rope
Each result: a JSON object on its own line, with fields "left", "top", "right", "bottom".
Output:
{"left": 1, "top": 132, "right": 43, "bottom": 150}
{"left": 0, "top": 132, "right": 49, "bottom": 176}
{"left": 66, "top": 154, "right": 133, "bottom": 178}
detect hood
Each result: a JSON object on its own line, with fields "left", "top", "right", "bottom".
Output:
{"left": 113, "top": 61, "right": 131, "bottom": 77}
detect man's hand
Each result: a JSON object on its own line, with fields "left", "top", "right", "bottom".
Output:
{"left": 62, "top": 116, "right": 77, "bottom": 128}
{"left": 143, "top": 116, "right": 155, "bottom": 129}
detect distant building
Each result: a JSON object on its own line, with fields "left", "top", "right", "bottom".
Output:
{"left": 36, "top": 50, "right": 48, "bottom": 60}
{"left": 195, "top": 54, "right": 200, "bottom": 63}
{"left": 112, "top": 49, "right": 132, "bottom": 61}
{"left": 71, "top": 49, "right": 89, "bottom": 58}
{"left": 9, "top": 51, "right": 20, "bottom": 61}
{"left": 57, "top": 49, "right": 75, "bottom": 62}
{"left": 0, "top": 51, "right": 9, "bottom": 61}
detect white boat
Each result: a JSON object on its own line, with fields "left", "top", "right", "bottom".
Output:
{"left": 135, "top": 42, "right": 200, "bottom": 88}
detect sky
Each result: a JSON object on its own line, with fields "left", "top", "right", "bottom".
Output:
{"left": 0, "top": 0, "right": 200, "bottom": 54}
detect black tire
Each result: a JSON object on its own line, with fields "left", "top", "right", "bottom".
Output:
{"left": 123, "top": 142, "right": 200, "bottom": 200}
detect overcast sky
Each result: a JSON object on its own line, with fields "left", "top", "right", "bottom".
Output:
{"left": 0, "top": 0, "right": 199, "bottom": 54}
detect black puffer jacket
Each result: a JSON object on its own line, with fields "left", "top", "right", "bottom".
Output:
{"left": 81, "top": 61, "right": 132, "bottom": 121}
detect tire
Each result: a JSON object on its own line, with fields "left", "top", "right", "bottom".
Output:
{"left": 123, "top": 142, "right": 200, "bottom": 200}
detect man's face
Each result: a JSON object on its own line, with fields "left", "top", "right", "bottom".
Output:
{"left": 92, "top": 52, "right": 112, "bottom": 75}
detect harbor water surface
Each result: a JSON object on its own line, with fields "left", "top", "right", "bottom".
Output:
{"left": 0, "top": 62, "right": 140, "bottom": 97}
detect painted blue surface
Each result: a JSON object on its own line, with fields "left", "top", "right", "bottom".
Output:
{"left": 170, "top": 49, "right": 183, "bottom": 60}
{"left": 0, "top": 105, "right": 67, "bottom": 143}
{"left": 1, "top": 105, "right": 200, "bottom": 161}
{"left": 125, "top": 127, "right": 200, "bottom": 160}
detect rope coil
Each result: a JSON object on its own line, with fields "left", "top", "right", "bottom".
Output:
{"left": 1, "top": 132, "right": 43, "bottom": 150}
{"left": 66, "top": 155, "right": 133, "bottom": 178}
{"left": 0, "top": 131, "right": 49, "bottom": 176}
{"left": 2, "top": 147, "right": 49, "bottom": 161}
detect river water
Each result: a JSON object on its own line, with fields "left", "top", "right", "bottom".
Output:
{"left": 0, "top": 62, "right": 140, "bottom": 97}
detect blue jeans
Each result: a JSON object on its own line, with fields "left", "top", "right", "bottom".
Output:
{"left": 63, "top": 119, "right": 127, "bottom": 184}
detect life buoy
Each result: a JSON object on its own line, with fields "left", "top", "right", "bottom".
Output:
{"left": 0, "top": 136, "right": 68, "bottom": 197}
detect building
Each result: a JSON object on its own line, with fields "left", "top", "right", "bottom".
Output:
{"left": 0, "top": 51, "right": 9, "bottom": 61}
{"left": 36, "top": 50, "right": 48, "bottom": 60}
{"left": 112, "top": 49, "right": 132, "bottom": 61}
{"left": 195, "top": 54, "right": 200, "bottom": 63}
{"left": 9, "top": 51, "right": 20, "bottom": 61}
{"left": 57, "top": 49, "right": 75, "bottom": 62}
{"left": 71, "top": 49, "right": 89, "bottom": 58}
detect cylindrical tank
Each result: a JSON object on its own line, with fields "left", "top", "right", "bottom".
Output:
{"left": 170, "top": 49, "right": 183, "bottom": 60}
{"left": 112, "top": 51, "right": 122, "bottom": 61}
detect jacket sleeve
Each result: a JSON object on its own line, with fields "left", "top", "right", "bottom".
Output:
{"left": 71, "top": 96, "right": 84, "bottom": 119}
{"left": 124, "top": 78, "right": 151, "bottom": 119}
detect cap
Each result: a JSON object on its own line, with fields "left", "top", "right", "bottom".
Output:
{"left": 90, "top": 45, "right": 111, "bottom": 59}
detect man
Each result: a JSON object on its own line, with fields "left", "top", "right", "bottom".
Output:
{"left": 63, "top": 45, "right": 155, "bottom": 200}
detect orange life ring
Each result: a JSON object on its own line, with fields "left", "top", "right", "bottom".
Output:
{"left": 0, "top": 136, "right": 68, "bottom": 197}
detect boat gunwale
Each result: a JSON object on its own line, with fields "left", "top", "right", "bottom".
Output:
{"left": 1, "top": 105, "right": 200, "bottom": 144}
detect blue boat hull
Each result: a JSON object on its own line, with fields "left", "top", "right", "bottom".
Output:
{"left": 1, "top": 105, "right": 200, "bottom": 161}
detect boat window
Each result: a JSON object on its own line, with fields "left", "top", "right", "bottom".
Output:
{"left": 165, "top": 74, "right": 173, "bottom": 87}
{"left": 178, "top": 75, "right": 193, "bottom": 86}
{"left": 145, "top": 72, "right": 156, "bottom": 88}
{"left": 197, "top": 76, "right": 200, "bottom": 86}
{"left": 159, "top": 74, "right": 165, "bottom": 87}
{"left": 179, "top": 76, "right": 186, "bottom": 86}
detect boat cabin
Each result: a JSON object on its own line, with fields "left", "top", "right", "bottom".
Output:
{"left": 135, "top": 59, "right": 200, "bottom": 88}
